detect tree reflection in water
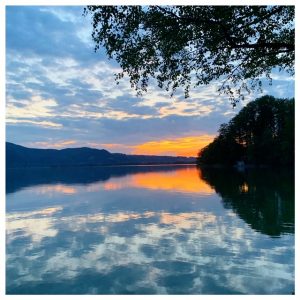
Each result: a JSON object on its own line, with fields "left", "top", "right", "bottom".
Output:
{"left": 198, "top": 167, "right": 294, "bottom": 237}
{"left": 6, "top": 165, "right": 294, "bottom": 294}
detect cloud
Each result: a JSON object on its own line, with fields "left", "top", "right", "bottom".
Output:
{"left": 30, "top": 140, "right": 78, "bottom": 149}
{"left": 5, "top": 6, "right": 294, "bottom": 151}
{"left": 6, "top": 119, "right": 62, "bottom": 128}
{"left": 6, "top": 6, "right": 99, "bottom": 63}
{"left": 6, "top": 95, "right": 58, "bottom": 119}
{"left": 6, "top": 114, "right": 223, "bottom": 151}
{"left": 86, "top": 142, "right": 135, "bottom": 154}
{"left": 157, "top": 100, "right": 214, "bottom": 118}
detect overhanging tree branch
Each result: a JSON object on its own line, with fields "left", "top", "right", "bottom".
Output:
{"left": 84, "top": 5, "right": 295, "bottom": 104}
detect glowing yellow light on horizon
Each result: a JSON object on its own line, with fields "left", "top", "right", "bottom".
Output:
{"left": 28, "top": 134, "right": 215, "bottom": 157}
{"left": 132, "top": 135, "right": 214, "bottom": 157}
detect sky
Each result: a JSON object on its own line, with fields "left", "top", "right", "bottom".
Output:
{"left": 5, "top": 6, "right": 295, "bottom": 157}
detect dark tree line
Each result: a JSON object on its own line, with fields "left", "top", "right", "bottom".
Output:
{"left": 197, "top": 95, "right": 294, "bottom": 166}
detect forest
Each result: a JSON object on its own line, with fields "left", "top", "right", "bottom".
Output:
{"left": 197, "top": 95, "right": 294, "bottom": 166}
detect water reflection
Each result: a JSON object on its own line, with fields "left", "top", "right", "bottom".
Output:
{"left": 88, "top": 167, "right": 214, "bottom": 194}
{"left": 199, "top": 167, "right": 294, "bottom": 237}
{"left": 7, "top": 165, "right": 213, "bottom": 195}
{"left": 6, "top": 165, "right": 294, "bottom": 294}
{"left": 6, "top": 165, "right": 196, "bottom": 194}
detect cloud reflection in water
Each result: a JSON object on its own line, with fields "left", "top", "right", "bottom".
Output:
{"left": 6, "top": 166, "right": 294, "bottom": 294}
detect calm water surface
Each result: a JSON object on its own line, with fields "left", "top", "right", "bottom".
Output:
{"left": 6, "top": 165, "right": 294, "bottom": 294}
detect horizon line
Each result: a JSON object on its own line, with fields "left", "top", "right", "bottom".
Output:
{"left": 6, "top": 141, "right": 198, "bottom": 158}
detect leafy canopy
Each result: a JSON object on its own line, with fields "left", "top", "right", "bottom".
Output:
{"left": 197, "top": 95, "right": 294, "bottom": 166}
{"left": 84, "top": 6, "right": 294, "bottom": 104}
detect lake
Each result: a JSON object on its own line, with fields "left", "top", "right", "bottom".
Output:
{"left": 6, "top": 165, "right": 294, "bottom": 294}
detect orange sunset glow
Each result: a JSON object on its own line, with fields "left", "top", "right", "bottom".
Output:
{"left": 132, "top": 135, "right": 215, "bottom": 157}
{"left": 28, "top": 135, "right": 215, "bottom": 157}
{"left": 102, "top": 167, "right": 214, "bottom": 194}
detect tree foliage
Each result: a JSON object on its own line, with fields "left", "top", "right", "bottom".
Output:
{"left": 197, "top": 95, "right": 294, "bottom": 166}
{"left": 84, "top": 6, "right": 294, "bottom": 104}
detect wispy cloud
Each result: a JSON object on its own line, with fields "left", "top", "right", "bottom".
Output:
{"left": 6, "top": 6, "right": 294, "bottom": 149}
{"left": 7, "top": 95, "right": 58, "bottom": 118}
{"left": 29, "top": 140, "right": 77, "bottom": 148}
{"left": 6, "top": 119, "right": 62, "bottom": 128}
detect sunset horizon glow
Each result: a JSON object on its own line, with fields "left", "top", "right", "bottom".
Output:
{"left": 131, "top": 135, "right": 215, "bottom": 157}
{"left": 6, "top": 6, "right": 294, "bottom": 158}
{"left": 21, "top": 134, "right": 215, "bottom": 157}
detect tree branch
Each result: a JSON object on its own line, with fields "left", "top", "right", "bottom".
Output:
{"left": 232, "top": 42, "right": 294, "bottom": 51}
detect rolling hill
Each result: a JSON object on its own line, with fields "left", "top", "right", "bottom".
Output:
{"left": 6, "top": 142, "right": 196, "bottom": 168}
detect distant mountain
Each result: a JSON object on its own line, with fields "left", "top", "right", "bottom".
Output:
{"left": 6, "top": 142, "right": 196, "bottom": 168}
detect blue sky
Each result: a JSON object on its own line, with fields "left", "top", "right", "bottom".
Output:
{"left": 6, "top": 6, "right": 295, "bottom": 156}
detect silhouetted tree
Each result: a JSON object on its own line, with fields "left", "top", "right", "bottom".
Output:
{"left": 84, "top": 6, "right": 294, "bottom": 104}
{"left": 197, "top": 95, "right": 294, "bottom": 166}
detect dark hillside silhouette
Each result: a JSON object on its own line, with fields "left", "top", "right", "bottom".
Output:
{"left": 6, "top": 142, "right": 196, "bottom": 169}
